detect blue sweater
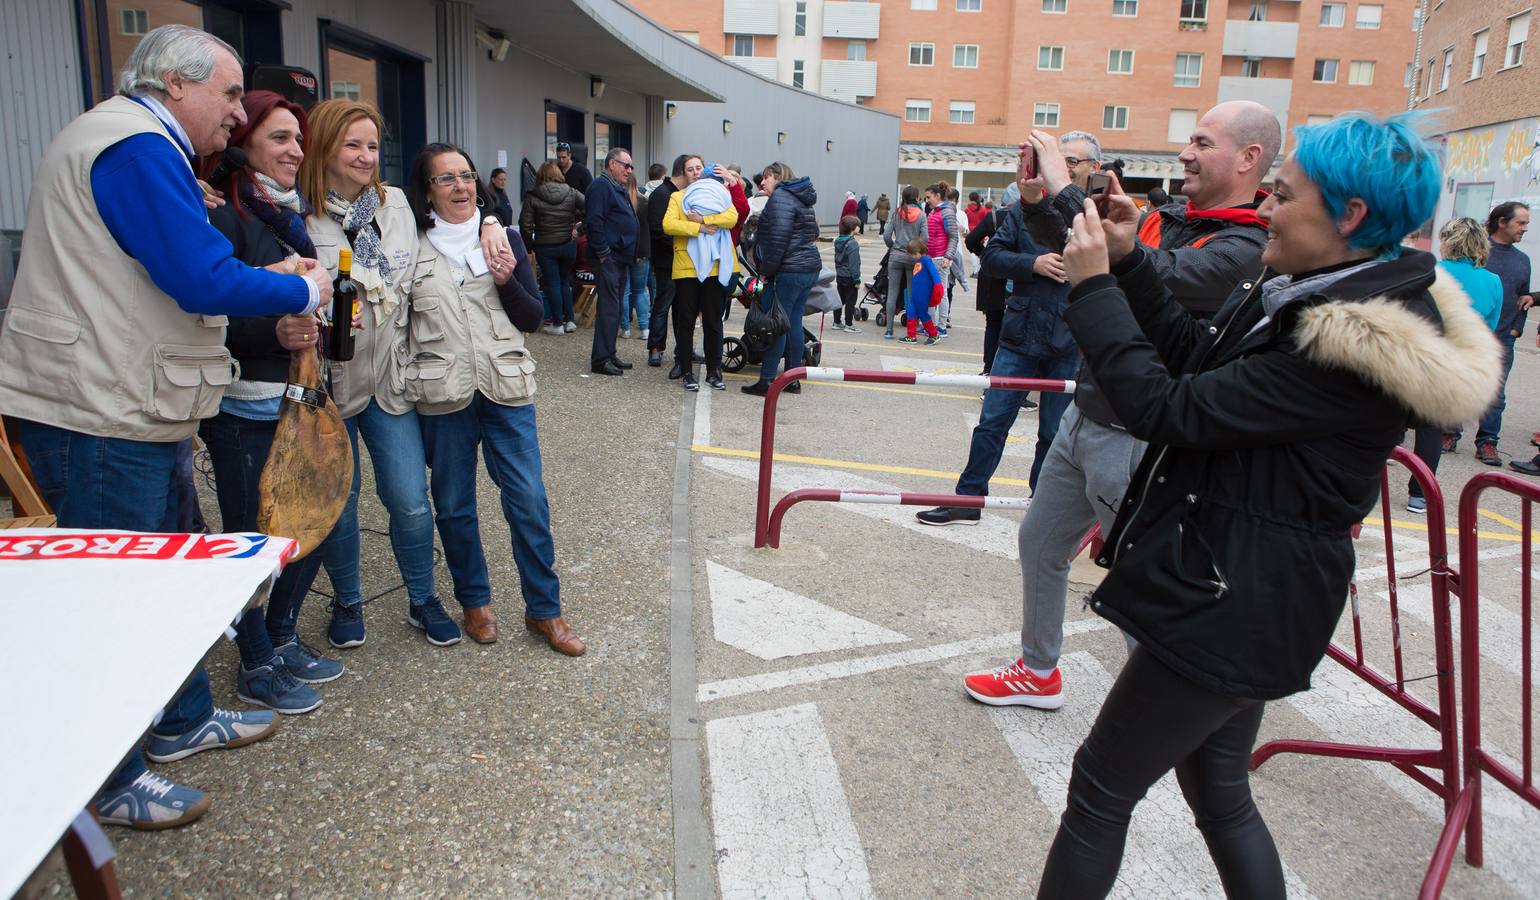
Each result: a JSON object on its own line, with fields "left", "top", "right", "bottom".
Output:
{"left": 906, "top": 255, "right": 944, "bottom": 318}
{"left": 1437, "top": 258, "right": 1503, "bottom": 330}
{"left": 1486, "top": 240, "right": 1533, "bottom": 334}
{"left": 91, "top": 130, "right": 311, "bottom": 318}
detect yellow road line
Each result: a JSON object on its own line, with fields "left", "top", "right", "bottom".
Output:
{"left": 818, "top": 337, "right": 981, "bottom": 359}
{"left": 692, "top": 442, "right": 1526, "bottom": 543}
{"left": 690, "top": 443, "right": 1033, "bottom": 487}
{"left": 722, "top": 371, "right": 980, "bottom": 401}
{"left": 1477, "top": 508, "right": 1526, "bottom": 532}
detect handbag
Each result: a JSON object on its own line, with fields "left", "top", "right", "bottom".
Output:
{"left": 742, "top": 293, "right": 790, "bottom": 354}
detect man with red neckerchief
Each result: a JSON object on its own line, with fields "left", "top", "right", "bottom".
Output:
{"left": 961, "top": 101, "right": 1281, "bottom": 711}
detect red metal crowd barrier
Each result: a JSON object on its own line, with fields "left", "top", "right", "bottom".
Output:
{"left": 1421, "top": 471, "right": 1540, "bottom": 898}
{"left": 752, "top": 366, "right": 1075, "bottom": 548}
{"left": 1250, "top": 447, "right": 1463, "bottom": 879}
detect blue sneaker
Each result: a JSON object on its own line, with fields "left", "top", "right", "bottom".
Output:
{"left": 328, "top": 601, "right": 366, "bottom": 649}
{"left": 145, "top": 708, "right": 279, "bottom": 762}
{"left": 96, "top": 771, "right": 210, "bottom": 830}
{"left": 407, "top": 598, "right": 462, "bottom": 646}
{"left": 273, "top": 638, "right": 344, "bottom": 683}
{"left": 237, "top": 661, "right": 322, "bottom": 715}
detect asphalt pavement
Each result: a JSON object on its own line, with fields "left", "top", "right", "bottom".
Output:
{"left": 39, "top": 230, "right": 1540, "bottom": 897}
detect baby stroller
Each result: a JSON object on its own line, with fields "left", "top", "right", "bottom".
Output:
{"left": 721, "top": 244, "right": 824, "bottom": 374}
{"left": 857, "top": 248, "right": 890, "bottom": 324}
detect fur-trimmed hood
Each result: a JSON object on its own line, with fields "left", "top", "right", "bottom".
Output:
{"left": 1295, "top": 262, "right": 1504, "bottom": 429}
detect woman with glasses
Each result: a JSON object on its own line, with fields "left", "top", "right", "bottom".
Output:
{"left": 301, "top": 100, "right": 512, "bottom": 648}
{"left": 403, "top": 142, "right": 586, "bottom": 657}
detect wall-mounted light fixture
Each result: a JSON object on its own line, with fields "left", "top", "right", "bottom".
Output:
{"left": 590, "top": 76, "right": 606, "bottom": 98}
{"left": 777, "top": 131, "right": 786, "bottom": 144}
{"left": 722, "top": 119, "right": 733, "bottom": 134}
{"left": 666, "top": 102, "right": 678, "bottom": 120}
{"left": 826, "top": 140, "right": 834, "bottom": 152}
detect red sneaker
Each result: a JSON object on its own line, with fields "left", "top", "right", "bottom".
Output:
{"left": 964, "top": 658, "right": 1064, "bottom": 709}
{"left": 1531, "top": 430, "right": 1540, "bottom": 448}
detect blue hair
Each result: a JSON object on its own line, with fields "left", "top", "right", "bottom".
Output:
{"left": 1290, "top": 112, "right": 1442, "bottom": 257}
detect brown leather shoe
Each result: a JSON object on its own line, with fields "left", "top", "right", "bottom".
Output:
{"left": 463, "top": 605, "right": 499, "bottom": 644}
{"left": 524, "top": 614, "right": 586, "bottom": 656}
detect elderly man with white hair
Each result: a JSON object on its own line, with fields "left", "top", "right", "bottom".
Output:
{"left": 0, "top": 24, "right": 333, "bottom": 829}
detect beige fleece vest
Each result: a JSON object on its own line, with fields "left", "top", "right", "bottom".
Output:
{"left": 0, "top": 96, "right": 234, "bottom": 442}
{"left": 404, "top": 239, "right": 537, "bottom": 416}
{"left": 306, "top": 187, "right": 418, "bottom": 418}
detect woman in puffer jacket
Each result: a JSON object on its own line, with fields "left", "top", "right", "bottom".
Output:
{"left": 882, "top": 185, "right": 927, "bottom": 339}
{"left": 1036, "top": 113, "right": 1502, "bottom": 898}
{"left": 743, "top": 162, "right": 821, "bottom": 395}
{"left": 519, "top": 160, "right": 585, "bottom": 334}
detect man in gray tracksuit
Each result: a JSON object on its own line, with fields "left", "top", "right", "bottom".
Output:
{"left": 962, "top": 101, "right": 1279, "bottom": 709}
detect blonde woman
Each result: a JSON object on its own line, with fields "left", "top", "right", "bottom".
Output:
{"left": 300, "top": 100, "right": 510, "bottom": 648}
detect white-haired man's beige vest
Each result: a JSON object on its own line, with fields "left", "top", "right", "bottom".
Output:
{"left": 0, "top": 96, "right": 234, "bottom": 442}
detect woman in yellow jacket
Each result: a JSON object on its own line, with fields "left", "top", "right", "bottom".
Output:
{"left": 663, "top": 155, "right": 738, "bottom": 391}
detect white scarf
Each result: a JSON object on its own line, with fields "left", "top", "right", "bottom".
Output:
{"left": 427, "top": 209, "right": 488, "bottom": 276}
{"left": 254, "top": 172, "right": 305, "bottom": 213}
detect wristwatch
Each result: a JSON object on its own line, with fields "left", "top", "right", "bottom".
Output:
{"left": 482, "top": 215, "right": 501, "bottom": 228}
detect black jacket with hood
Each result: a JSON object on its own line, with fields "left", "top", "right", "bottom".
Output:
{"left": 1066, "top": 249, "right": 1502, "bottom": 700}
{"left": 519, "top": 181, "right": 584, "bottom": 246}
{"left": 754, "top": 177, "right": 822, "bottom": 279}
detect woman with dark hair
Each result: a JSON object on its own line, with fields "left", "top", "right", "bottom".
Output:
{"left": 520, "top": 159, "right": 585, "bottom": 334}
{"left": 199, "top": 90, "right": 336, "bottom": 714}
{"left": 1037, "top": 113, "right": 1501, "bottom": 897}
{"left": 882, "top": 185, "right": 926, "bottom": 339}
{"left": 403, "top": 143, "right": 586, "bottom": 657}
{"left": 742, "top": 161, "right": 821, "bottom": 395}
{"left": 489, "top": 167, "right": 514, "bottom": 226}
{"left": 301, "top": 100, "right": 511, "bottom": 649}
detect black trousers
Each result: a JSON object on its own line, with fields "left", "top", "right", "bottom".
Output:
{"left": 1408, "top": 426, "right": 1443, "bottom": 499}
{"left": 591, "top": 256, "right": 626, "bottom": 367}
{"left": 1038, "top": 647, "right": 1284, "bottom": 900}
{"left": 982, "top": 308, "right": 1004, "bottom": 374}
{"left": 836, "top": 279, "right": 857, "bottom": 324}
{"left": 648, "top": 252, "right": 675, "bottom": 352}
{"left": 673, "top": 277, "right": 725, "bottom": 373}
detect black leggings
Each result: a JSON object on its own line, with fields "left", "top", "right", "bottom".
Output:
{"left": 1038, "top": 647, "right": 1283, "bottom": 900}
{"left": 1408, "top": 425, "right": 1443, "bottom": 499}
{"left": 836, "top": 280, "right": 857, "bottom": 324}
{"left": 673, "top": 277, "right": 725, "bottom": 372}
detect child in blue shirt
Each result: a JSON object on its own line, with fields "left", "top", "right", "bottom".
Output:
{"left": 900, "top": 237, "right": 942, "bottom": 344}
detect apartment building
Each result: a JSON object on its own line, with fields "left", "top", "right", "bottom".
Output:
{"left": 1411, "top": 0, "right": 1539, "bottom": 256}
{"left": 631, "top": 0, "right": 1417, "bottom": 195}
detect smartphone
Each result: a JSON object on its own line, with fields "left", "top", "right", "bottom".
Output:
{"left": 1087, "top": 173, "right": 1111, "bottom": 197}
{"left": 1020, "top": 146, "right": 1038, "bottom": 181}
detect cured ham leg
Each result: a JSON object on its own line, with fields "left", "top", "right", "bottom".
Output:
{"left": 256, "top": 346, "right": 352, "bottom": 559}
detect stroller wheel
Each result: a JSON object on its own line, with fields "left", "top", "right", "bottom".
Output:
{"left": 804, "top": 341, "right": 822, "bottom": 367}
{"left": 876, "top": 310, "right": 886, "bottom": 327}
{"left": 722, "top": 336, "right": 747, "bottom": 373}
{"left": 859, "top": 308, "right": 869, "bottom": 321}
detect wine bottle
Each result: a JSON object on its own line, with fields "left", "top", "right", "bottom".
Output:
{"left": 328, "top": 248, "right": 358, "bottom": 361}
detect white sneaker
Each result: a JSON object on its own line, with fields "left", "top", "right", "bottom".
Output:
{"left": 621, "top": 329, "right": 632, "bottom": 339}
{"left": 641, "top": 328, "right": 650, "bottom": 342}
{"left": 564, "top": 321, "right": 577, "bottom": 333}
{"left": 541, "top": 324, "right": 564, "bottom": 336}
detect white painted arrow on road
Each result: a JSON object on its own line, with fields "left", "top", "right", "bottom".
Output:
{"left": 708, "top": 560, "right": 908, "bottom": 661}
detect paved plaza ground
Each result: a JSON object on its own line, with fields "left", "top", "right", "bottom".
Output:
{"left": 42, "top": 231, "right": 1540, "bottom": 898}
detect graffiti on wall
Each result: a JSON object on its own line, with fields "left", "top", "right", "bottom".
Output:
{"left": 1446, "top": 119, "right": 1540, "bottom": 184}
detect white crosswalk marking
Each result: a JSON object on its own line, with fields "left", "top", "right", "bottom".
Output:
{"left": 1286, "top": 660, "right": 1540, "bottom": 896}
{"left": 706, "top": 703, "right": 877, "bottom": 900}
{"left": 1369, "top": 583, "right": 1540, "bottom": 678}
{"left": 992, "top": 652, "right": 1318, "bottom": 899}
{"left": 706, "top": 560, "right": 908, "bottom": 660}
{"left": 703, "top": 457, "right": 1024, "bottom": 558}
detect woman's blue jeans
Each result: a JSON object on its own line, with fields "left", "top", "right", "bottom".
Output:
{"left": 319, "top": 399, "right": 440, "bottom": 609}
{"left": 758, "top": 270, "right": 819, "bottom": 382}
{"left": 418, "top": 395, "right": 562, "bottom": 619}
{"left": 621, "top": 258, "right": 651, "bottom": 331}
{"left": 534, "top": 240, "right": 577, "bottom": 324}
{"left": 199, "top": 411, "right": 325, "bottom": 665}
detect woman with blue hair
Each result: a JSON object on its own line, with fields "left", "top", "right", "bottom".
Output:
{"left": 1034, "top": 113, "right": 1505, "bottom": 897}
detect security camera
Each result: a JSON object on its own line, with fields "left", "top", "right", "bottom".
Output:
{"left": 490, "top": 36, "right": 510, "bottom": 63}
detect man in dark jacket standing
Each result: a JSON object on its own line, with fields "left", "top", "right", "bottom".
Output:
{"left": 646, "top": 155, "right": 688, "bottom": 367}
{"left": 556, "top": 141, "right": 593, "bottom": 194}
{"left": 585, "top": 147, "right": 638, "bottom": 375}
{"left": 955, "top": 101, "right": 1279, "bottom": 712}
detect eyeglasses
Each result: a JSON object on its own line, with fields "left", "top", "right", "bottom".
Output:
{"left": 613, "top": 161, "right": 634, "bottom": 170}
{"left": 428, "top": 171, "right": 478, "bottom": 187}
{"left": 1063, "top": 157, "right": 1084, "bottom": 168}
